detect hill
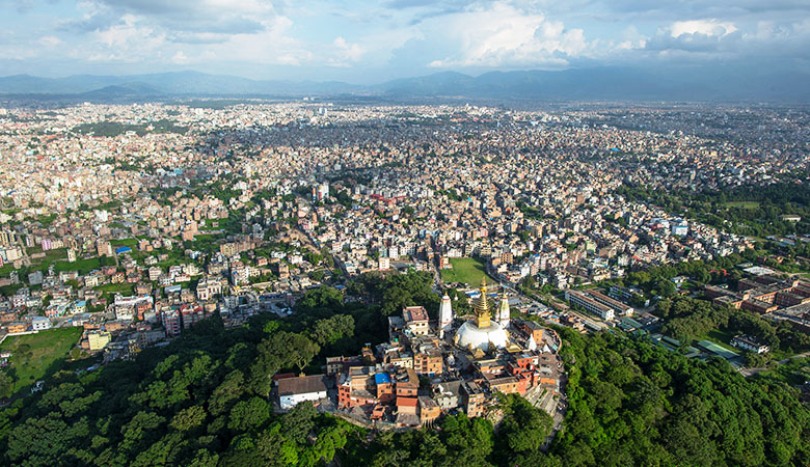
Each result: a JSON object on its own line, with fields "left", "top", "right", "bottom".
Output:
{"left": 2, "top": 66, "right": 809, "bottom": 103}
{"left": 0, "top": 278, "right": 807, "bottom": 465}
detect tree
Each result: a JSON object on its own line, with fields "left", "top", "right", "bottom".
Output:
{"left": 305, "top": 252, "right": 323, "bottom": 266}
{"left": 228, "top": 397, "right": 271, "bottom": 432}
{"left": 170, "top": 405, "right": 207, "bottom": 432}
{"left": 6, "top": 414, "right": 90, "bottom": 465}
{"left": 296, "top": 286, "right": 344, "bottom": 320}
{"left": 311, "top": 315, "right": 355, "bottom": 347}
{"left": 209, "top": 370, "right": 246, "bottom": 416}
{"left": 284, "top": 333, "right": 321, "bottom": 374}
{"left": 250, "top": 332, "right": 320, "bottom": 395}
{"left": 0, "top": 370, "right": 14, "bottom": 399}
{"left": 495, "top": 394, "right": 553, "bottom": 461}
{"left": 380, "top": 271, "right": 439, "bottom": 317}
{"left": 280, "top": 402, "right": 318, "bottom": 444}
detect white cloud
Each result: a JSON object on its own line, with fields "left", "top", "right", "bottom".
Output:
{"left": 89, "top": 14, "right": 167, "bottom": 62}
{"left": 425, "top": 2, "right": 589, "bottom": 69}
{"left": 330, "top": 36, "right": 365, "bottom": 65}
{"left": 38, "top": 36, "right": 62, "bottom": 47}
{"left": 171, "top": 50, "right": 189, "bottom": 64}
{"left": 670, "top": 19, "right": 737, "bottom": 38}
{"left": 196, "top": 16, "right": 313, "bottom": 66}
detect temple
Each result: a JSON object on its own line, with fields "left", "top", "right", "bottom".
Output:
{"left": 454, "top": 277, "right": 509, "bottom": 352}
{"left": 329, "top": 275, "right": 565, "bottom": 429}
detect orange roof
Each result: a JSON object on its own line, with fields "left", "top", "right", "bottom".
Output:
{"left": 397, "top": 396, "right": 418, "bottom": 407}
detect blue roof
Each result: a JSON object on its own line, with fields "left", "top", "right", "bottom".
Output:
{"left": 115, "top": 246, "right": 132, "bottom": 254}
{"left": 375, "top": 373, "right": 391, "bottom": 384}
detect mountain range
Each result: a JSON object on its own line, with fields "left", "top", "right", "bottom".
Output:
{"left": 1, "top": 66, "right": 808, "bottom": 103}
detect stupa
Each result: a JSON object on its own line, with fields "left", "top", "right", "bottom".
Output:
{"left": 454, "top": 277, "right": 509, "bottom": 352}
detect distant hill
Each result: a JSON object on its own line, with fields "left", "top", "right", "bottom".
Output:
{"left": 1, "top": 67, "right": 809, "bottom": 103}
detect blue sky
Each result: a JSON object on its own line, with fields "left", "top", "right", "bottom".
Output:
{"left": 1, "top": 0, "right": 809, "bottom": 82}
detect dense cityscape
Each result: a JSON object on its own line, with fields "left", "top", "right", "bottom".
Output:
{"left": 0, "top": 100, "right": 806, "bottom": 464}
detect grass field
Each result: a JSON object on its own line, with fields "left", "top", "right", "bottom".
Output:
{"left": 723, "top": 201, "right": 760, "bottom": 209}
{"left": 94, "top": 282, "right": 134, "bottom": 298}
{"left": 54, "top": 257, "right": 105, "bottom": 275}
{"left": 111, "top": 238, "right": 139, "bottom": 248}
{"left": 0, "top": 327, "right": 82, "bottom": 394}
{"left": 706, "top": 328, "right": 735, "bottom": 346}
{"left": 441, "top": 257, "right": 495, "bottom": 287}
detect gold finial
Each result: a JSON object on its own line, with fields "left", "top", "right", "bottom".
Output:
{"left": 475, "top": 276, "right": 491, "bottom": 328}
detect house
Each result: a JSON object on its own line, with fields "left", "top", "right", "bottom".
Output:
{"left": 6, "top": 322, "right": 26, "bottom": 333}
{"left": 731, "top": 335, "right": 770, "bottom": 354}
{"left": 278, "top": 374, "right": 328, "bottom": 410}
{"left": 31, "top": 316, "right": 52, "bottom": 331}
{"left": 419, "top": 396, "right": 441, "bottom": 426}
{"left": 402, "top": 306, "right": 430, "bottom": 336}
{"left": 432, "top": 380, "right": 462, "bottom": 410}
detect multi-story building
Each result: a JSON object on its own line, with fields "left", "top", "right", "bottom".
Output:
{"left": 403, "top": 306, "right": 430, "bottom": 336}
{"left": 565, "top": 290, "right": 615, "bottom": 320}
{"left": 414, "top": 350, "right": 443, "bottom": 376}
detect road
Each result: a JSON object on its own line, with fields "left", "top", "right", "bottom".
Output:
{"left": 738, "top": 351, "right": 810, "bottom": 377}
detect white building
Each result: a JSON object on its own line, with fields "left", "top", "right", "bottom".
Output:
{"left": 497, "top": 293, "right": 511, "bottom": 328}
{"left": 731, "top": 335, "right": 770, "bottom": 354}
{"left": 565, "top": 290, "right": 615, "bottom": 321}
{"left": 31, "top": 316, "right": 52, "bottom": 331}
{"left": 439, "top": 294, "right": 453, "bottom": 337}
{"left": 278, "top": 374, "right": 328, "bottom": 410}
{"left": 671, "top": 219, "right": 689, "bottom": 237}
{"left": 403, "top": 306, "right": 430, "bottom": 336}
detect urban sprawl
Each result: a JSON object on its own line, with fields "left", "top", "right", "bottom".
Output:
{"left": 0, "top": 102, "right": 808, "bottom": 426}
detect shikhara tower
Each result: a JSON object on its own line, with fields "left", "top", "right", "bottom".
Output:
{"left": 439, "top": 293, "right": 453, "bottom": 337}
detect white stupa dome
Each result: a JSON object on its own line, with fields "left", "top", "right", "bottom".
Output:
{"left": 455, "top": 320, "right": 509, "bottom": 353}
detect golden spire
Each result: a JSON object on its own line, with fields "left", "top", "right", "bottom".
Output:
{"left": 475, "top": 276, "right": 491, "bottom": 328}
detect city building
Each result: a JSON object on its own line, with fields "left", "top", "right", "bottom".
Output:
{"left": 278, "top": 374, "right": 329, "bottom": 410}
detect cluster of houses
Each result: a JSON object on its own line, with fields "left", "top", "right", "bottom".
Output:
{"left": 275, "top": 287, "right": 564, "bottom": 427}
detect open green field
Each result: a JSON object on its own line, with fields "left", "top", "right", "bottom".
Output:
{"left": 54, "top": 256, "right": 112, "bottom": 275}
{"left": 0, "top": 252, "right": 107, "bottom": 279}
{"left": 723, "top": 201, "right": 760, "bottom": 209}
{"left": 94, "top": 282, "right": 134, "bottom": 298}
{"left": 111, "top": 238, "right": 139, "bottom": 248}
{"left": 706, "top": 329, "right": 735, "bottom": 347}
{"left": 0, "top": 327, "right": 82, "bottom": 394}
{"left": 441, "top": 257, "right": 495, "bottom": 287}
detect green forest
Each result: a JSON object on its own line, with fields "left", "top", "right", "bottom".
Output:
{"left": 0, "top": 271, "right": 808, "bottom": 465}
{"left": 72, "top": 120, "right": 189, "bottom": 137}
{"left": 617, "top": 174, "right": 810, "bottom": 237}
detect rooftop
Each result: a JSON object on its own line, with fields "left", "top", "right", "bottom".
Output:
{"left": 277, "top": 374, "right": 327, "bottom": 396}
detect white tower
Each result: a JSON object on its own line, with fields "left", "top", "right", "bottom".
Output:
{"left": 497, "top": 292, "right": 510, "bottom": 328}
{"left": 527, "top": 334, "right": 538, "bottom": 352}
{"left": 439, "top": 293, "right": 453, "bottom": 337}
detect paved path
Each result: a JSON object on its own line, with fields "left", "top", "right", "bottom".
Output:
{"left": 739, "top": 351, "right": 810, "bottom": 377}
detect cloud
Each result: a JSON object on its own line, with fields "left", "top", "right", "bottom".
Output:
{"left": 88, "top": 14, "right": 167, "bottom": 62}
{"left": 38, "top": 35, "right": 62, "bottom": 47}
{"left": 171, "top": 50, "right": 189, "bottom": 64}
{"left": 3, "top": 0, "right": 810, "bottom": 80}
{"left": 330, "top": 36, "right": 365, "bottom": 65}
{"left": 64, "top": 0, "right": 274, "bottom": 34}
{"left": 184, "top": 16, "right": 313, "bottom": 67}
{"left": 426, "top": 2, "right": 589, "bottom": 69}
{"left": 670, "top": 19, "right": 737, "bottom": 38}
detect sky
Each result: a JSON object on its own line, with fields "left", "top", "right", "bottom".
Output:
{"left": 1, "top": 0, "right": 809, "bottom": 83}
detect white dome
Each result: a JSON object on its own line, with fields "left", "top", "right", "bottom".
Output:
{"left": 455, "top": 320, "right": 509, "bottom": 353}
